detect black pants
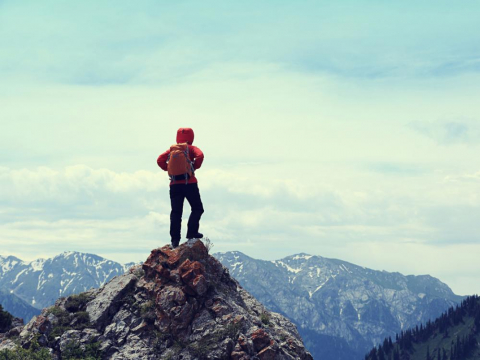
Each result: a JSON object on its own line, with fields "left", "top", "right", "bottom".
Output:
{"left": 169, "top": 183, "right": 204, "bottom": 241}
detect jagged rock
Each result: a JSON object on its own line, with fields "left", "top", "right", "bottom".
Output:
{"left": 59, "top": 330, "right": 81, "bottom": 352}
{"left": 86, "top": 274, "right": 137, "bottom": 330}
{"left": 11, "top": 317, "right": 24, "bottom": 328}
{"left": 251, "top": 329, "right": 272, "bottom": 352}
{"left": 0, "top": 339, "right": 16, "bottom": 351}
{"left": 5, "top": 325, "right": 22, "bottom": 338}
{"left": 3, "top": 239, "right": 313, "bottom": 359}
{"left": 34, "top": 315, "right": 52, "bottom": 334}
{"left": 0, "top": 315, "right": 23, "bottom": 342}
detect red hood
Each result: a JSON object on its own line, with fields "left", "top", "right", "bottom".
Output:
{"left": 176, "top": 128, "right": 194, "bottom": 144}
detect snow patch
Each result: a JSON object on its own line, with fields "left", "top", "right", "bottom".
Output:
{"left": 308, "top": 278, "right": 329, "bottom": 298}
{"left": 1, "top": 260, "right": 18, "bottom": 273}
{"left": 13, "top": 268, "right": 27, "bottom": 283}
{"left": 30, "top": 259, "right": 46, "bottom": 272}
{"left": 292, "top": 254, "right": 313, "bottom": 261}
{"left": 339, "top": 264, "right": 352, "bottom": 273}
{"left": 230, "top": 262, "right": 244, "bottom": 272}
{"left": 277, "top": 261, "right": 302, "bottom": 274}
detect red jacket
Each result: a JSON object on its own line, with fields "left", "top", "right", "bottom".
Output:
{"left": 157, "top": 145, "right": 204, "bottom": 185}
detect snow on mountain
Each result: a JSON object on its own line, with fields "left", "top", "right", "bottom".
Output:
{"left": 0, "top": 251, "right": 134, "bottom": 316}
{"left": 0, "top": 255, "right": 25, "bottom": 276}
{"left": 1, "top": 249, "right": 465, "bottom": 359}
{"left": 215, "top": 251, "right": 464, "bottom": 360}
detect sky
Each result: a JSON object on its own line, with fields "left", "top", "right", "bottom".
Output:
{"left": 1, "top": 0, "right": 480, "bottom": 296}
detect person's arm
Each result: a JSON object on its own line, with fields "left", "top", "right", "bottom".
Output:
{"left": 157, "top": 149, "right": 170, "bottom": 171}
{"left": 192, "top": 146, "right": 204, "bottom": 170}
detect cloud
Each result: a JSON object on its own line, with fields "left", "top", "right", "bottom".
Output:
{"left": 445, "top": 171, "right": 480, "bottom": 183}
{"left": 0, "top": 165, "right": 168, "bottom": 221}
{"left": 0, "top": 212, "right": 169, "bottom": 262}
{"left": 1, "top": 163, "right": 480, "bottom": 294}
{"left": 409, "top": 119, "right": 480, "bottom": 145}
{"left": 1, "top": 164, "right": 478, "bottom": 240}
{"left": 366, "top": 162, "right": 427, "bottom": 176}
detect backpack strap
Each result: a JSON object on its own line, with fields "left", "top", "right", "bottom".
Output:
{"left": 183, "top": 145, "right": 195, "bottom": 184}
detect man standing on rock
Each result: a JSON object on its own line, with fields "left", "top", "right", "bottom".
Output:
{"left": 157, "top": 128, "right": 205, "bottom": 248}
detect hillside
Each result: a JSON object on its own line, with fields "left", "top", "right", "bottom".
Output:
{"left": 215, "top": 251, "right": 464, "bottom": 360}
{"left": 365, "top": 295, "right": 480, "bottom": 360}
{"left": 0, "top": 289, "right": 40, "bottom": 322}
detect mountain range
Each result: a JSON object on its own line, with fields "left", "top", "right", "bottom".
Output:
{"left": 0, "top": 241, "right": 313, "bottom": 360}
{"left": 214, "top": 251, "right": 464, "bottom": 360}
{"left": 0, "top": 250, "right": 465, "bottom": 360}
{"left": 0, "top": 252, "right": 133, "bottom": 321}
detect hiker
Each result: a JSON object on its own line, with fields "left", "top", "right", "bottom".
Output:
{"left": 157, "top": 128, "right": 205, "bottom": 248}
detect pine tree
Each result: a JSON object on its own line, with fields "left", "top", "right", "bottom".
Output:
{"left": 393, "top": 348, "right": 400, "bottom": 360}
{"left": 383, "top": 338, "right": 390, "bottom": 354}
{"left": 378, "top": 347, "right": 386, "bottom": 360}
{"left": 367, "top": 348, "right": 379, "bottom": 360}
{"left": 455, "top": 336, "right": 461, "bottom": 358}
{"left": 0, "top": 304, "right": 13, "bottom": 333}
{"left": 365, "top": 296, "right": 480, "bottom": 360}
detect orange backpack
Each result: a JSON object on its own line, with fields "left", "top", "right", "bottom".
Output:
{"left": 167, "top": 143, "right": 194, "bottom": 182}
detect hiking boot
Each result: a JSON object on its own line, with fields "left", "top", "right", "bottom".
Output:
{"left": 186, "top": 233, "right": 203, "bottom": 240}
{"left": 171, "top": 239, "right": 180, "bottom": 249}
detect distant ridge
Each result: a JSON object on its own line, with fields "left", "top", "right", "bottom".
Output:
{"left": 0, "top": 252, "right": 133, "bottom": 320}
{"left": 1, "top": 249, "right": 466, "bottom": 359}
{"left": 215, "top": 251, "right": 465, "bottom": 360}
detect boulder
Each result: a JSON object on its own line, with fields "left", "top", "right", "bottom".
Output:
{"left": 86, "top": 274, "right": 137, "bottom": 330}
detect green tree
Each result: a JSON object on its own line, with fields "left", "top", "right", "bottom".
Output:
{"left": 393, "top": 348, "right": 400, "bottom": 360}
{"left": 0, "top": 304, "right": 13, "bottom": 332}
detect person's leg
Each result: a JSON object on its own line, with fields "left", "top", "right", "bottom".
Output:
{"left": 169, "top": 185, "right": 185, "bottom": 247}
{"left": 185, "top": 183, "right": 204, "bottom": 239}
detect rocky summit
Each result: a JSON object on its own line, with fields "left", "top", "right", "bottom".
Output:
{"left": 0, "top": 240, "right": 313, "bottom": 360}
